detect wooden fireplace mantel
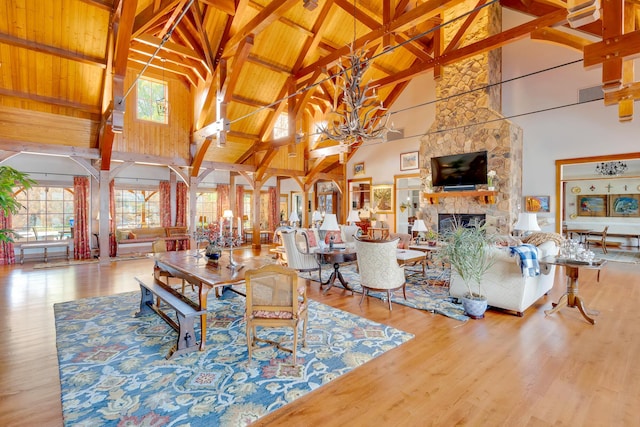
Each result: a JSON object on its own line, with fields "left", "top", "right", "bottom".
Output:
{"left": 423, "top": 190, "right": 497, "bottom": 205}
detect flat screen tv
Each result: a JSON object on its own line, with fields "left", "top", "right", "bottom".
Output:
{"left": 431, "top": 151, "right": 488, "bottom": 188}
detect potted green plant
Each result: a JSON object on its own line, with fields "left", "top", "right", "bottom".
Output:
{"left": 0, "top": 166, "right": 35, "bottom": 243}
{"left": 425, "top": 229, "right": 438, "bottom": 246}
{"left": 438, "top": 223, "right": 495, "bottom": 319}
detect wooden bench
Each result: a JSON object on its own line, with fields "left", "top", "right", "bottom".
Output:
{"left": 19, "top": 240, "right": 71, "bottom": 264}
{"left": 134, "top": 277, "right": 206, "bottom": 359}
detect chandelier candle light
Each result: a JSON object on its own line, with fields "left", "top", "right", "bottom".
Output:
{"left": 206, "top": 210, "right": 244, "bottom": 269}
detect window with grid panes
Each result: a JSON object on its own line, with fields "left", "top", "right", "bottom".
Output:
{"left": 136, "top": 77, "right": 168, "bottom": 124}
{"left": 13, "top": 186, "right": 74, "bottom": 242}
{"left": 195, "top": 191, "right": 218, "bottom": 228}
{"left": 113, "top": 189, "right": 160, "bottom": 229}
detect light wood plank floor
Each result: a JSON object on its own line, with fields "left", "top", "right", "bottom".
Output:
{"left": 1, "top": 249, "right": 639, "bottom": 426}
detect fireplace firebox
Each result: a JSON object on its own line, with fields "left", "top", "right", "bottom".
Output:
{"left": 438, "top": 214, "right": 486, "bottom": 233}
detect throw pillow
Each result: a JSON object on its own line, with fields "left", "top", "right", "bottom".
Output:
{"left": 324, "top": 230, "right": 343, "bottom": 244}
{"left": 128, "top": 232, "right": 137, "bottom": 240}
{"left": 304, "top": 230, "right": 317, "bottom": 247}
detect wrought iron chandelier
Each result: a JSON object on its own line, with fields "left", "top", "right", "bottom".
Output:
{"left": 319, "top": 48, "right": 393, "bottom": 144}
{"left": 318, "top": 1, "right": 394, "bottom": 158}
{"left": 595, "top": 161, "right": 627, "bottom": 176}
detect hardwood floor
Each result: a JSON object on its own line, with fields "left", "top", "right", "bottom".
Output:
{"left": 1, "top": 249, "right": 639, "bottom": 426}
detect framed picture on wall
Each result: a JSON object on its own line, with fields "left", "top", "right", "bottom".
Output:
{"left": 354, "top": 162, "right": 365, "bottom": 176}
{"left": 609, "top": 194, "right": 640, "bottom": 217}
{"left": 400, "top": 151, "right": 419, "bottom": 171}
{"left": 576, "top": 195, "right": 607, "bottom": 217}
{"left": 524, "top": 195, "right": 550, "bottom": 213}
{"left": 372, "top": 184, "right": 394, "bottom": 213}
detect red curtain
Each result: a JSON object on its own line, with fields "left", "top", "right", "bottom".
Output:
{"left": 0, "top": 209, "right": 15, "bottom": 265}
{"left": 171, "top": 181, "right": 189, "bottom": 250}
{"left": 73, "top": 176, "right": 91, "bottom": 259}
{"left": 176, "top": 181, "right": 187, "bottom": 227}
{"left": 159, "top": 181, "right": 171, "bottom": 227}
{"left": 235, "top": 185, "right": 244, "bottom": 220}
{"left": 109, "top": 181, "right": 117, "bottom": 257}
{"left": 268, "top": 187, "right": 278, "bottom": 232}
{"left": 158, "top": 181, "right": 174, "bottom": 249}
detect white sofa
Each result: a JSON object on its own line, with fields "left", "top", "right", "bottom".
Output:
{"left": 449, "top": 240, "right": 559, "bottom": 317}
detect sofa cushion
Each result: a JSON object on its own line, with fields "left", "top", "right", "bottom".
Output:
{"left": 324, "top": 230, "right": 343, "bottom": 244}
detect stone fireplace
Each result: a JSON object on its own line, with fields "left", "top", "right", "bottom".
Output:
{"left": 419, "top": 1, "right": 522, "bottom": 235}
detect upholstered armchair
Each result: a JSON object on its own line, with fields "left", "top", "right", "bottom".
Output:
{"left": 280, "top": 229, "right": 320, "bottom": 279}
{"left": 354, "top": 237, "right": 407, "bottom": 310}
{"left": 388, "top": 232, "right": 413, "bottom": 249}
{"left": 245, "top": 264, "right": 308, "bottom": 363}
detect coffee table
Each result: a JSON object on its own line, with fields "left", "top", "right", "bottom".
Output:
{"left": 315, "top": 248, "right": 357, "bottom": 294}
{"left": 396, "top": 249, "right": 427, "bottom": 276}
{"left": 540, "top": 256, "right": 606, "bottom": 324}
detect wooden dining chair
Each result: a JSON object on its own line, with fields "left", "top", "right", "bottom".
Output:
{"left": 245, "top": 264, "right": 308, "bottom": 363}
{"left": 586, "top": 226, "right": 610, "bottom": 254}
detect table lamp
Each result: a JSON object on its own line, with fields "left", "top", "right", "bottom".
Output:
{"left": 514, "top": 213, "right": 540, "bottom": 236}
{"left": 346, "top": 210, "right": 360, "bottom": 225}
{"left": 412, "top": 219, "right": 428, "bottom": 242}
{"left": 312, "top": 210, "right": 323, "bottom": 228}
{"left": 289, "top": 210, "right": 300, "bottom": 227}
{"left": 320, "top": 213, "right": 340, "bottom": 250}
{"left": 377, "top": 213, "right": 387, "bottom": 228}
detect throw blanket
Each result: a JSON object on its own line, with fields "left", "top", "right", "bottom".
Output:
{"left": 510, "top": 244, "right": 540, "bottom": 277}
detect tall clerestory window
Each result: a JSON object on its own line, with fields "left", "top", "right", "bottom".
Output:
{"left": 137, "top": 77, "right": 168, "bottom": 124}
{"left": 273, "top": 113, "right": 288, "bottom": 139}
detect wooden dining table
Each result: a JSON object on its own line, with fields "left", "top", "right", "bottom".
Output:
{"left": 152, "top": 250, "right": 272, "bottom": 353}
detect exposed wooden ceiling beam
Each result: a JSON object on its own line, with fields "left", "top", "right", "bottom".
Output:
{"left": 295, "top": 0, "right": 469, "bottom": 81}
{"left": 0, "top": 32, "right": 107, "bottom": 68}
{"left": 224, "top": 0, "right": 299, "bottom": 57}
{"left": 134, "top": 33, "right": 203, "bottom": 62}
{"left": 530, "top": 27, "right": 591, "bottom": 51}
{"left": 130, "top": 40, "right": 207, "bottom": 80}
{"left": 247, "top": 54, "right": 292, "bottom": 75}
{"left": 132, "top": 0, "right": 182, "bottom": 38}
{"left": 78, "top": 0, "right": 114, "bottom": 11}
{"left": 199, "top": 0, "right": 236, "bottom": 15}
{"left": 373, "top": 9, "right": 569, "bottom": 89}
{"left": 190, "top": 0, "right": 216, "bottom": 72}
{"left": 0, "top": 88, "right": 101, "bottom": 115}
{"left": 128, "top": 53, "right": 198, "bottom": 86}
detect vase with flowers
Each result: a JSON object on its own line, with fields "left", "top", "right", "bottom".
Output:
{"left": 487, "top": 170, "right": 497, "bottom": 191}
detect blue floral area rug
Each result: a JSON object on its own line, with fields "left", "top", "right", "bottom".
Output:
{"left": 304, "top": 263, "right": 469, "bottom": 322}
{"left": 54, "top": 290, "right": 413, "bottom": 426}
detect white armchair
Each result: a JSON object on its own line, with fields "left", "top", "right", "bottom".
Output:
{"left": 354, "top": 237, "right": 407, "bottom": 310}
{"left": 280, "top": 229, "right": 320, "bottom": 279}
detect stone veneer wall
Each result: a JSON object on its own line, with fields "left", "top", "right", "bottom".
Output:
{"left": 419, "top": 1, "right": 522, "bottom": 234}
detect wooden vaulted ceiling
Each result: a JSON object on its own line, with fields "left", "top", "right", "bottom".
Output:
{"left": 1, "top": 0, "right": 640, "bottom": 181}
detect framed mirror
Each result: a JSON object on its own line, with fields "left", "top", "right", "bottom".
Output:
{"left": 348, "top": 178, "right": 372, "bottom": 212}
{"left": 395, "top": 174, "right": 421, "bottom": 234}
